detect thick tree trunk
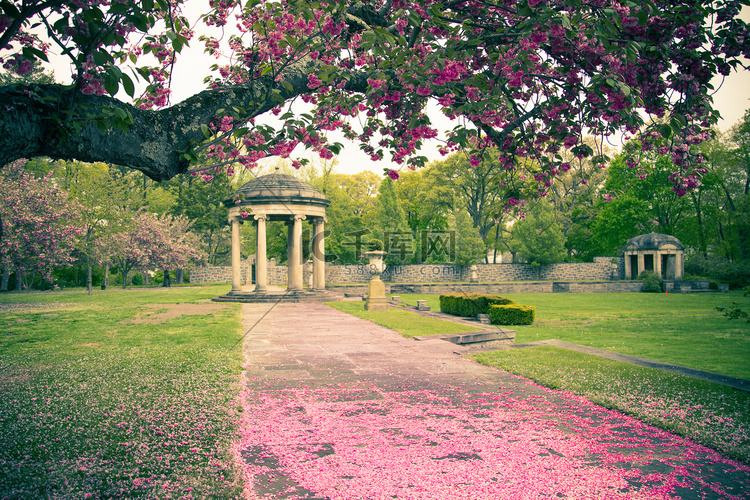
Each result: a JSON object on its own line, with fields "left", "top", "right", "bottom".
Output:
{"left": 104, "top": 264, "right": 110, "bottom": 287}
{"left": 175, "top": 269, "right": 184, "bottom": 284}
{"left": 162, "top": 269, "right": 171, "bottom": 287}
{"left": 122, "top": 269, "right": 129, "bottom": 289}
{"left": 0, "top": 65, "right": 368, "bottom": 179}
{"left": 1, "top": 268, "right": 9, "bottom": 291}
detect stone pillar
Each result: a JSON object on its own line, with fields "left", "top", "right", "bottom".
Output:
{"left": 254, "top": 215, "right": 268, "bottom": 293}
{"left": 639, "top": 253, "right": 646, "bottom": 277}
{"left": 230, "top": 216, "right": 242, "bottom": 292}
{"left": 654, "top": 250, "right": 663, "bottom": 277}
{"left": 624, "top": 253, "right": 632, "bottom": 280}
{"left": 288, "top": 215, "right": 305, "bottom": 291}
{"left": 312, "top": 218, "right": 326, "bottom": 290}
{"left": 676, "top": 251, "right": 684, "bottom": 280}
{"left": 287, "top": 222, "right": 294, "bottom": 289}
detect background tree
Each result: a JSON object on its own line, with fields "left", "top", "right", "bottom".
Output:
{"left": 48, "top": 160, "right": 132, "bottom": 293}
{"left": 589, "top": 147, "right": 688, "bottom": 255}
{"left": 142, "top": 214, "right": 204, "bottom": 287}
{"left": 167, "top": 171, "right": 231, "bottom": 266}
{"left": 450, "top": 209, "right": 486, "bottom": 267}
{"left": 545, "top": 139, "right": 613, "bottom": 261}
{"left": 0, "top": 159, "right": 82, "bottom": 290}
{"left": 309, "top": 170, "right": 380, "bottom": 264}
{"left": 511, "top": 200, "right": 567, "bottom": 266}
{"left": 375, "top": 178, "right": 411, "bottom": 266}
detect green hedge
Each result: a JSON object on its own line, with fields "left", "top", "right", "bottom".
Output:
{"left": 439, "top": 293, "right": 514, "bottom": 317}
{"left": 488, "top": 304, "right": 536, "bottom": 325}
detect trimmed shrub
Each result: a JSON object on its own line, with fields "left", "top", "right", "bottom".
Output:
{"left": 489, "top": 304, "right": 535, "bottom": 325}
{"left": 439, "top": 293, "right": 514, "bottom": 317}
{"left": 638, "top": 270, "right": 663, "bottom": 293}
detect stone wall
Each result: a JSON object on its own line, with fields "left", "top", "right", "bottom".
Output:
{"left": 192, "top": 257, "right": 625, "bottom": 285}
{"left": 328, "top": 281, "right": 646, "bottom": 296}
{"left": 190, "top": 263, "right": 252, "bottom": 284}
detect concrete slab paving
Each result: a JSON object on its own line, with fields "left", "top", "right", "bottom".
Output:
{"left": 234, "top": 302, "right": 750, "bottom": 500}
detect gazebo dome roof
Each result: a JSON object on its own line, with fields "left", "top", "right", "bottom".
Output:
{"left": 224, "top": 172, "right": 330, "bottom": 208}
{"left": 624, "top": 232, "right": 684, "bottom": 251}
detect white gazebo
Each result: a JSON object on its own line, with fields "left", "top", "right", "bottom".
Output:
{"left": 215, "top": 173, "right": 338, "bottom": 303}
{"left": 623, "top": 232, "right": 685, "bottom": 281}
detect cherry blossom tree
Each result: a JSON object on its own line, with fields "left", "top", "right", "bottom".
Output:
{"left": 1, "top": 0, "right": 748, "bottom": 206}
{"left": 0, "top": 159, "right": 82, "bottom": 290}
{"left": 97, "top": 210, "right": 202, "bottom": 289}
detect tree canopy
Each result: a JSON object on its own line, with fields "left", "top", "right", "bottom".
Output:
{"left": 2, "top": 0, "right": 748, "bottom": 205}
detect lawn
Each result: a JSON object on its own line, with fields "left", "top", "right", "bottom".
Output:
{"left": 0, "top": 285, "right": 244, "bottom": 499}
{"left": 396, "top": 291, "right": 750, "bottom": 379}
{"left": 327, "top": 300, "right": 476, "bottom": 338}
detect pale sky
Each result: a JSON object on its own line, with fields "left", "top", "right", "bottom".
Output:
{"left": 41, "top": 1, "right": 750, "bottom": 176}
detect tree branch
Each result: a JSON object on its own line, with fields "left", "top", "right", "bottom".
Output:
{"left": 0, "top": 61, "right": 370, "bottom": 180}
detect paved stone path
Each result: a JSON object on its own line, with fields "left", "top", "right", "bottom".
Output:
{"left": 234, "top": 302, "right": 750, "bottom": 500}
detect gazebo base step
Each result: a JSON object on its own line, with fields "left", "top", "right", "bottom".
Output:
{"left": 212, "top": 290, "right": 343, "bottom": 303}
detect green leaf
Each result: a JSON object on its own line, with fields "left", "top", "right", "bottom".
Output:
{"left": 1, "top": 1, "right": 20, "bottom": 17}
{"left": 21, "top": 46, "right": 49, "bottom": 62}
{"left": 121, "top": 75, "right": 135, "bottom": 97}
{"left": 104, "top": 76, "right": 118, "bottom": 96}
{"left": 201, "top": 124, "right": 211, "bottom": 139}
{"left": 660, "top": 123, "right": 673, "bottom": 139}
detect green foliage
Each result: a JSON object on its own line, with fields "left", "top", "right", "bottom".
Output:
{"left": 425, "top": 149, "right": 521, "bottom": 241}
{"left": 488, "top": 304, "right": 535, "bottom": 325}
{"left": 308, "top": 171, "right": 380, "bottom": 265}
{"left": 131, "top": 272, "right": 144, "bottom": 286}
{"left": 167, "top": 171, "right": 231, "bottom": 265}
{"left": 637, "top": 270, "right": 663, "bottom": 293}
{"left": 685, "top": 255, "right": 750, "bottom": 289}
{"left": 451, "top": 209, "right": 486, "bottom": 266}
{"left": 439, "top": 293, "right": 514, "bottom": 317}
{"left": 511, "top": 200, "right": 566, "bottom": 265}
{"left": 367, "top": 239, "right": 384, "bottom": 251}
{"left": 715, "top": 286, "right": 750, "bottom": 323}
{"left": 376, "top": 178, "right": 411, "bottom": 266}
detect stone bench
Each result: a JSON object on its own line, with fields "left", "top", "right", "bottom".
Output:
{"left": 416, "top": 300, "right": 431, "bottom": 311}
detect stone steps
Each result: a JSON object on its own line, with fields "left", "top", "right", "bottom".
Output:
{"left": 212, "top": 290, "right": 343, "bottom": 303}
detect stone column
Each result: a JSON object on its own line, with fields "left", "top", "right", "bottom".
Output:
{"left": 288, "top": 215, "right": 305, "bottom": 291}
{"left": 639, "top": 253, "right": 646, "bottom": 277}
{"left": 254, "top": 215, "right": 268, "bottom": 293}
{"left": 654, "top": 250, "right": 662, "bottom": 278}
{"left": 676, "top": 251, "right": 684, "bottom": 280}
{"left": 230, "top": 215, "right": 242, "bottom": 292}
{"left": 624, "top": 253, "right": 632, "bottom": 280}
{"left": 312, "top": 217, "right": 326, "bottom": 290}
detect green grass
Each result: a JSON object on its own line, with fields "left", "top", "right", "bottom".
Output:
{"left": 326, "top": 300, "right": 476, "bottom": 338}
{"left": 0, "top": 285, "right": 244, "bottom": 499}
{"left": 472, "top": 347, "right": 750, "bottom": 464}
{"left": 397, "top": 292, "right": 750, "bottom": 379}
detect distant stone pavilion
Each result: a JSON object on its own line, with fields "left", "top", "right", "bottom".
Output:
{"left": 213, "top": 173, "right": 340, "bottom": 303}
{"left": 622, "top": 232, "right": 684, "bottom": 281}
